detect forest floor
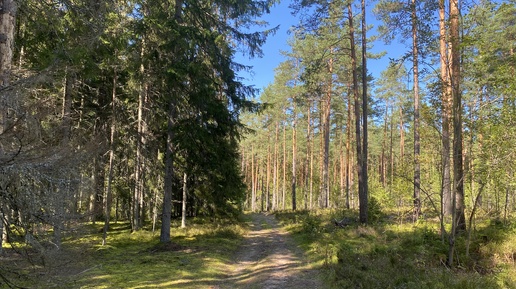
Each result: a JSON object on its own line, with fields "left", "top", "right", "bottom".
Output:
{"left": 3, "top": 210, "right": 514, "bottom": 288}
{"left": 215, "top": 213, "right": 324, "bottom": 289}
{"left": 1, "top": 213, "right": 325, "bottom": 289}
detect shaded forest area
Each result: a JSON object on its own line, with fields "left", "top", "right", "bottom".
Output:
{"left": 0, "top": 0, "right": 274, "bottom": 268}
{"left": 0, "top": 0, "right": 515, "bottom": 288}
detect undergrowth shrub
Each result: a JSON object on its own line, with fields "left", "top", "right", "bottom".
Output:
{"left": 368, "top": 196, "right": 384, "bottom": 223}
{"left": 301, "top": 213, "right": 324, "bottom": 236}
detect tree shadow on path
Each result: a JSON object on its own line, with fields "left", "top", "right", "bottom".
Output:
{"left": 214, "top": 213, "right": 324, "bottom": 289}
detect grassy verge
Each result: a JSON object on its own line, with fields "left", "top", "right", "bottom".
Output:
{"left": 275, "top": 209, "right": 516, "bottom": 289}
{"left": 1, "top": 217, "right": 248, "bottom": 289}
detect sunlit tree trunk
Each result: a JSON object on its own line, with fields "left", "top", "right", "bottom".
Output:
{"left": 348, "top": 2, "right": 362, "bottom": 219}
{"left": 346, "top": 85, "right": 352, "bottom": 209}
{"left": 322, "top": 51, "right": 333, "bottom": 208}
{"left": 307, "top": 101, "right": 314, "bottom": 209}
{"left": 389, "top": 106, "right": 394, "bottom": 195}
{"left": 398, "top": 108, "right": 405, "bottom": 161}
{"left": 283, "top": 123, "right": 286, "bottom": 210}
{"left": 319, "top": 105, "right": 324, "bottom": 207}
{"left": 447, "top": 0, "right": 465, "bottom": 265}
{"left": 450, "top": 0, "right": 465, "bottom": 232}
{"left": 340, "top": 119, "right": 345, "bottom": 207}
{"left": 133, "top": 42, "right": 148, "bottom": 231}
{"left": 411, "top": 0, "right": 421, "bottom": 222}
{"left": 61, "top": 67, "right": 73, "bottom": 142}
{"left": 360, "top": 0, "right": 368, "bottom": 223}
{"left": 439, "top": 0, "right": 453, "bottom": 217}
{"left": 251, "top": 144, "right": 256, "bottom": 211}
{"left": 273, "top": 122, "right": 279, "bottom": 210}
{"left": 381, "top": 101, "right": 388, "bottom": 187}
{"left": 292, "top": 94, "right": 297, "bottom": 211}
{"left": 266, "top": 137, "right": 271, "bottom": 211}
{"left": 181, "top": 172, "right": 187, "bottom": 228}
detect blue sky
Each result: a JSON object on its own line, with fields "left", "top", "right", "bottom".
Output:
{"left": 235, "top": 0, "right": 406, "bottom": 94}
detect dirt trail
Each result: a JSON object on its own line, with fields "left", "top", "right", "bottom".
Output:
{"left": 216, "top": 213, "right": 324, "bottom": 289}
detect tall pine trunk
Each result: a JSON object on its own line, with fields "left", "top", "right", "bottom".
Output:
{"left": 283, "top": 122, "right": 286, "bottom": 210}
{"left": 322, "top": 52, "right": 333, "bottom": 208}
{"left": 411, "top": 0, "right": 421, "bottom": 222}
{"left": 447, "top": 0, "right": 466, "bottom": 265}
{"left": 251, "top": 145, "right": 256, "bottom": 211}
{"left": 273, "top": 122, "right": 279, "bottom": 210}
{"left": 439, "top": 0, "right": 453, "bottom": 217}
{"left": 346, "top": 85, "right": 352, "bottom": 209}
{"left": 348, "top": 2, "right": 364, "bottom": 221}
{"left": 360, "top": 0, "right": 368, "bottom": 223}
{"left": 450, "top": 0, "right": 465, "bottom": 231}
{"left": 292, "top": 95, "right": 297, "bottom": 211}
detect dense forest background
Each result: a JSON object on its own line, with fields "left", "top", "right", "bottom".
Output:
{"left": 0, "top": 0, "right": 515, "bottom": 276}
{"left": 0, "top": 0, "right": 275, "bottom": 250}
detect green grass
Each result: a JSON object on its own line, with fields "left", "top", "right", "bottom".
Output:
{"left": 1, "top": 218, "right": 248, "bottom": 289}
{"left": 275, "top": 209, "right": 516, "bottom": 289}
{"left": 3, "top": 211, "right": 515, "bottom": 289}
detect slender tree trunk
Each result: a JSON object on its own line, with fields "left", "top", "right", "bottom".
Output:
{"left": 261, "top": 175, "right": 265, "bottom": 212}
{"left": 448, "top": 0, "right": 465, "bottom": 265}
{"left": 251, "top": 145, "right": 256, "bottom": 211}
{"left": 103, "top": 69, "right": 117, "bottom": 246}
{"left": 399, "top": 108, "right": 405, "bottom": 160}
{"left": 283, "top": 123, "right": 286, "bottom": 210}
{"left": 439, "top": 0, "right": 453, "bottom": 217}
{"left": 340, "top": 120, "right": 345, "bottom": 207}
{"left": 359, "top": 0, "right": 368, "bottom": 223}
{"left": 92, "top": 154, "right": 105, "bottom": 223}
{"left": 307, "top": 102, "right": 314, "bottom": 209}
{"left": 319, "top": 105, "right": 324, "bottom": 207}
{"left": 266, "top": 138, "right": 271, "bottom": 211}
{"left": 322, "top": 52, "right": 333, "bottom": 208}
{"left": 273, "top": 122, "right": 279, "bottom": 210}
{"left": 450, "top": 0, "right": 465, "bottom": 232}
{"left": 504, "top": 175, "right": 510, "bottom": 223}
{"left": 62, "top": 67, "right": 73, "bottom": 142}
{"left": 381, "top": 101, "right": 388, "bottom": 187}
{"left": 346, "top": 86, "right": 352, "bottom": 209}
{"left": 412, "top": 0, "right": 421, "bottom": 222}
{"left": 181, "top": 172, "right": 187, "bottom": 228}
{"left": 133, "top": 50, "right": 148, "bottom": 231}
{"left": 161, "top": 101, "right": 175, "bottom": 243}
{"left": 348, "top": 2, "right": 362, "bottom": 219}
{"left": 389, "top": 106, "right": 394, "bottom": 195}
{"left": 292, "top": 96, "right": 297, "bottom": 211}
{"left": 0, "top": 211, "right": 3, "bottom": 254}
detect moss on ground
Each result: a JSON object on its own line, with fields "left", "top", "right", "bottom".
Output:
{"left": 1, "top": 218, "right": 247, "bottom": 289}
{"left": 275, "top": 209, "right": 516, "bottom": 289}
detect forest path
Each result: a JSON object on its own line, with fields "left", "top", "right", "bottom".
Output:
{"left": 215, "top": 213, "right": 324, "bottom": 289}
